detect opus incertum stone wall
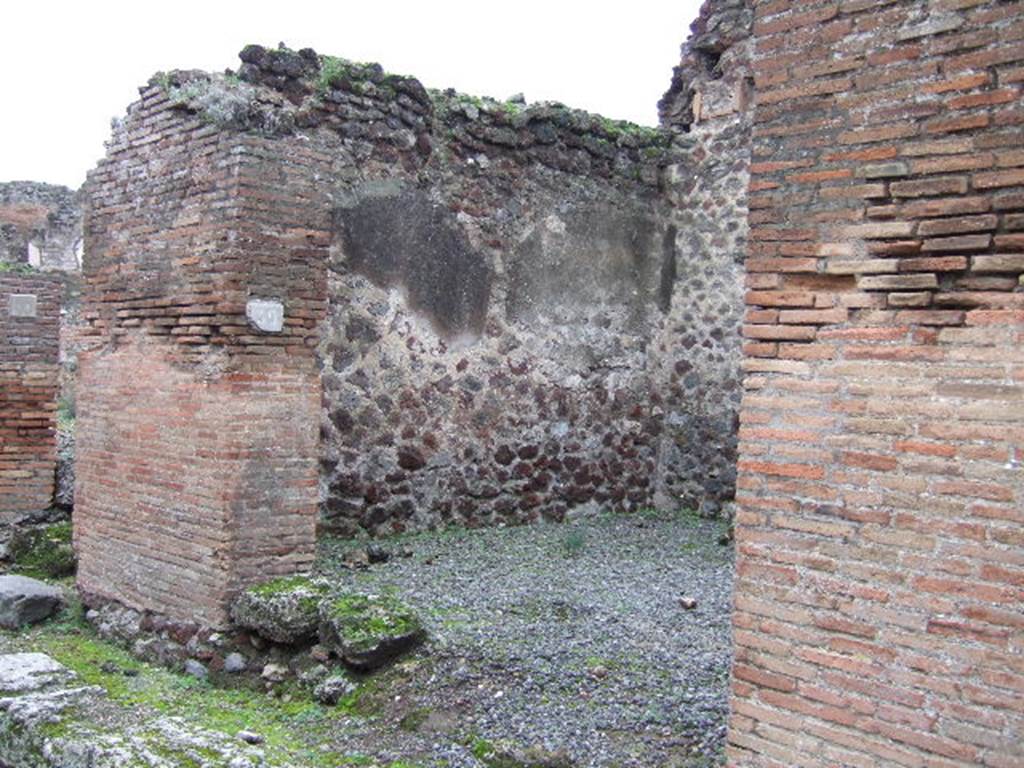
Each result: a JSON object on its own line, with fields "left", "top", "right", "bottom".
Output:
{"left": 729, "top": 0, "right": 1023, "bottom": 765}
{"left": 0, "top": 273, "right": 60, "bottom": 520}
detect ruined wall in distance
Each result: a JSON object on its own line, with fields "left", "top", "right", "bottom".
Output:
{"left": 0, "top": 182, "right": 81, "bottom": 272}
{"left": 730, "top": 0, "right": 1024, "bottom": 765}
{"left": 1, "top": 180, "right": 85, "bottom": 510}
{"left": 0, "top": 274, "right": 60, "bottom": 521}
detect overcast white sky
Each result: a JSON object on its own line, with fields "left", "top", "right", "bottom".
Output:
{"left": 2, "top": 0, "right": 702, "bottom": 190}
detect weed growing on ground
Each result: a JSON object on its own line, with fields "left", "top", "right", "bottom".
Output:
{"left": 562, "top": 528, "right": 586, "bottom": 557}
{"left": 8, "top": 521, "right": 75, "bottom": 578}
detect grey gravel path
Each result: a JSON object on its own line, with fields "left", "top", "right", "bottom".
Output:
{"left": 316, "top": 510, "right": 734, "bottom": 767}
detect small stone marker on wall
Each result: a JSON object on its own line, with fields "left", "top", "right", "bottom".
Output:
{"left": 245, "top": 299, "right": 284, "bottom": 333}
{"left": 8, "top": 294, "right": 38, "bottom": 318}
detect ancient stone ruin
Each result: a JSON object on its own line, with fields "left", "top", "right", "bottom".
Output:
{"left": 0, "top": 182, "right": 82, "bottom": 272}
{"left": 73, "top": 27, "right": 749, "bottom": 629}
{"left": 1, "top": 0, "right": 1022, "bottom": 765}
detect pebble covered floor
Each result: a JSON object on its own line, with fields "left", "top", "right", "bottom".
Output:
{"left": 316, "top": 510, "right": 735, "bottom": 767}
{"left": 0, "top": 510, "right": 733, "bottom": 767}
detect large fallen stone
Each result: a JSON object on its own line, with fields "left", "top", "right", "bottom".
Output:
{"left": 318, "top": 593, "right": 425, "bottom": 671}
{"left": 0, "top": 575, "right": 63, "bottom": 630}
{"left": 230, "top": 575, "right": 328, "bottom": 644}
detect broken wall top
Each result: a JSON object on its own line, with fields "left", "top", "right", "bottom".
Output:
{"left": 146, "top": 44, "right": 686, "bottom": 190}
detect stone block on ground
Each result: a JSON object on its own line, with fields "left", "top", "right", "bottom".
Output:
{"left": 230, "top": 575, "right": 328, "bottom": 644}
{"left": 318, "top": 592, "right": 425, "bottom": 671}
{"left": 0, "top": 653, "right": 74, "bottom": 694}
{"left": 0, "top": 575, "right": 63, "bottom": 630}
{"left": 0, "top": 652, "right": 268, "bottom": 767}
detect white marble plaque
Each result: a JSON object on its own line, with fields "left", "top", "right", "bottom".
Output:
{"left": 246, "top": 298, "right": 284, "bottom": 333}
{"left": 8, "top": 294, "right": 38, "bottom": 318}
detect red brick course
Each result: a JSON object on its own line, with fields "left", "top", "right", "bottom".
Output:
{"left": 731, "top": 0, "right": 1024, "bottom": 765}
{"left": 0, "top": 274, "right": 60, "bottom": 519}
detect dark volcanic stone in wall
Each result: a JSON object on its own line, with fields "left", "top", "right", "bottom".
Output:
{"left": 649, "top": 0, "right": 753, "bottom": 515}
{"left": 321, "top": 186, "right": 674, "bottom": 536}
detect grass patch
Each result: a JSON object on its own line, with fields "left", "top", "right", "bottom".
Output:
{"left": 8, "top": 521, "right": 76, "bottom": 579}
{"left": 562, "top": 528, "right": 586, "bottom": 558}
{"left": 2, "top": 608, "right": 356, "bottom": 767}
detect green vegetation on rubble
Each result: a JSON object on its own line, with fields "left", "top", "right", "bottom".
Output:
{"left": 1, "top": 598, "right": 365, "bottom": 767}
{"left": 316, "top": 55, "right": 407, "bottom": 99}
{"left": 0, "top": 261, "right": 40, "bottom": 275}
{"left": 9, "top": 521, "right": 75, "bottom": 579}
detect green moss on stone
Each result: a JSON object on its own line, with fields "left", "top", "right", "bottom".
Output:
{"left": 9, "top": 521, "right": 76, "bottom": 579}
{"left": 327, "top": 594, "right": 421, "bottom": 652}
{"left": 250, "top": 574, "right": 323, "bottom": 598}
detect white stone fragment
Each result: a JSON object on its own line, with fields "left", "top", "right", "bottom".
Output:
{"left": 8, "top": 293, "right": 38, "bottom": 318}
{"left": 0, "top": 653, "right": 73, "bottom": 694}
{"left": 245, "top": 298, "right": 284, "bottom": 332}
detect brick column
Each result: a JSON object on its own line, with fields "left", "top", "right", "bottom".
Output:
{"left": 0, "top": 274, "right": 60, "bottom": 520}
{"left": 75, "top": 86, "right": 328, "bottom": 628}
{"left": 730, "top": 1, "right": 1023, "bottom": 766}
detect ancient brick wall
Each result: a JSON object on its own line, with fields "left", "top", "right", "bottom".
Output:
{"left": 0, "top": 274, "right": 60, "bottom": 521}
{"left": 730, "top": 0, "right": 1023, "bottom": 765}
{"left": 77, "top": 42, "right": 749, "bottom": 623}
{"left": 1, "top": 181, "right": 85, "bottom": 510}
{"left": 75, "top": 85, "right": 328, "bottom": 628}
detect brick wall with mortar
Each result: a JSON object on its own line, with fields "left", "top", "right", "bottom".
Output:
{"left": 0, "top": 274, "right": 60, "bottom": 521}
{"left": 75, "top": 86, "right": 328, "bottom": 628}
{"left": 729, "top": 0, "right": 1024, "bottom": 765}
{"left": 1, "top": 180, "right": 86, "bottom": 509}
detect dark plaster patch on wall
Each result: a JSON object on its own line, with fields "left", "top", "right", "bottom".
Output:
{"left": 333, "top": 186, "right": 492, "bottom": 340}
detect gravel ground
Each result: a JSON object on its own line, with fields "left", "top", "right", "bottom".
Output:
{"left": 317, "top": 510, "right": 734, "bottom": 767}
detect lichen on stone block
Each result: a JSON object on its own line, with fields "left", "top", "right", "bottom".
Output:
{"left": 230, "top": 575, "right": 328, "bottom": 645}
{"left": 318, "top": 593, "right": 424, "bottom": 671}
